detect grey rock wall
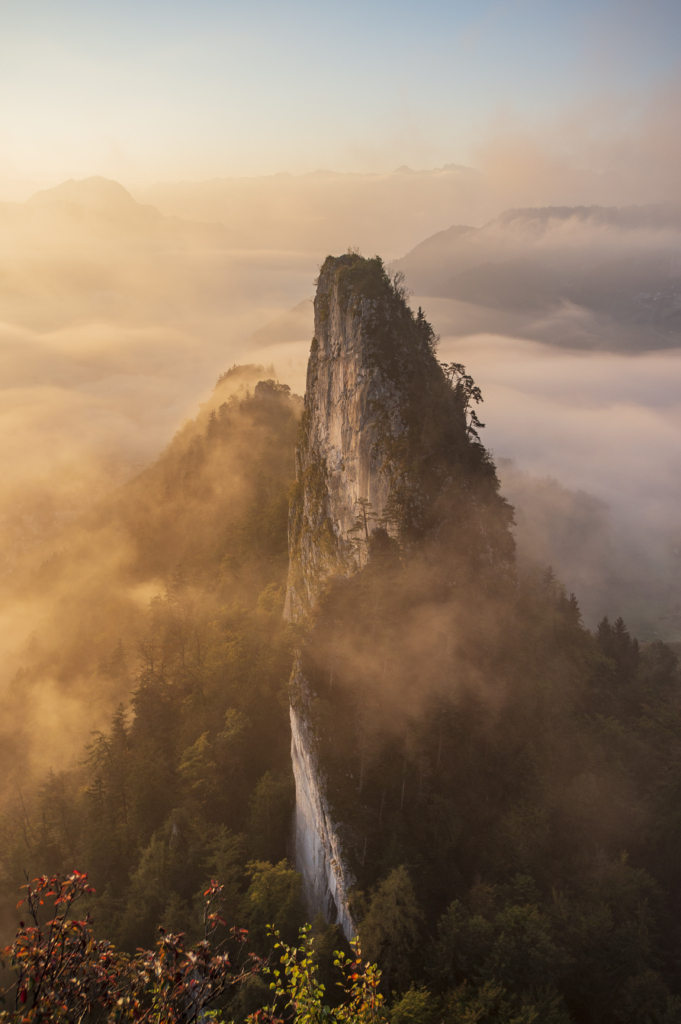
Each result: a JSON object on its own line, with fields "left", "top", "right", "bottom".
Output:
{"left": 283, "top": 254, "right": 512, "bottom": 936}
{"left": 289, "top": 658, "right": 356, "bottom": 939}
{"left": 284, "top": 256, "right": 405, "bottom": 937}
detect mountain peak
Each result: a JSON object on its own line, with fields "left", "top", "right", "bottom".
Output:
{"left": 26, "top": 176, "right": 139, "bottom": 212}
{"left": 286, "top": 253, "right": 514, "bottom": 937}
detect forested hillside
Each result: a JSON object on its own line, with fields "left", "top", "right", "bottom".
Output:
{"left": 303, "top": 557, "right": 681, "bottom": 1022}
{"left": 0, "top": 371, "right": 307, "bottom": 984}
{"left": 393, "top": 204, "right": 681, "bottom": 351}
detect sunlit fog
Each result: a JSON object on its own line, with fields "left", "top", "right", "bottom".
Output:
{"left": 1, "top": 1, "right": 681, "bottom": 1017}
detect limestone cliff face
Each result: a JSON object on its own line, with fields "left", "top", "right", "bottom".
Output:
{"left": 284, "top": 253, "right": 474, "bottom": 936}
{"left": 285, "top": 255, "right": 398, "bottom": 938}
{"left": 289, "top": 657, "right": 356, "bottom": 939}
{"left": 286, "top": 261, "right": 398, "bottom": 621}
{"left": 285, "top": 254, "right": 460, "bottom": 619}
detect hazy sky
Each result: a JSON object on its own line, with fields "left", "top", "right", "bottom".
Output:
{"left": 2, "top": 0, "right": 680, "bottom": 185}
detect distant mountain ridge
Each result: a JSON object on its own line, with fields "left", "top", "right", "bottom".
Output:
{"left": 1, "top": 175, "right": 238, "bottom": 248}
{"left": 134, "top": 165, "right": 486, "bottom": 255}
{"left": 27, "top": 176, "right": 143, "bottom": 211}
{"left": 395, "top": 203, "right": 681, "bottom": 350}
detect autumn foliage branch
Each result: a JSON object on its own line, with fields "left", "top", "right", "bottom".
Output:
{"left": 0, "top": 871, "right": 262, "bottom": 1023}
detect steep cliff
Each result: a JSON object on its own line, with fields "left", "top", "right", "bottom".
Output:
{"left": 284, "top": 253, "right": 515, "bottom": 935}
{"left": 286, "top": 255, "right": 428, "bottom": 620}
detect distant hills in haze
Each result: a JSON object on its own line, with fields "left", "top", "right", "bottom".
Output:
{"left": 27, "top": 176, "right": 151, "bottom": 212}
{"left": 394, "top": 204, "right": 681, "bottom": 351}
{"left": 134, "top": 165, "right": 487, "bottom": 255}
{"left": 1, "top": 175, "right": 238, "bottom": 248}
{"left": 5, "top": 174, "right": 681, "bottom": 352}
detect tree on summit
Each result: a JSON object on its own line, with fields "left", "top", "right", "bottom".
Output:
{"left": 439, "top": 362, "right": 485, "bottom": 437}
{"left": 415, "top": 307, "right": 438, "bottom": 355}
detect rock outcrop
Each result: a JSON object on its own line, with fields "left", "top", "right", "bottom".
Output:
{"left": 288, "top": 656, "right": 356, "bottom": 939}
{"left": 284, "top": 253, "right": 485, "bottom": 936}
{"left": 284, "top": 254, "right": 470, "bottom": 620}
{"left": 286, "top": 259, "right": 400, "bottom": 622}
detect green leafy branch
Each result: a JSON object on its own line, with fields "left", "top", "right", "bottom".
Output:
{"left": 249, "top": 925, "right": 385, "bottom": 1024}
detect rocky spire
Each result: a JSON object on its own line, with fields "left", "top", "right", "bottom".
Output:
{"left": 285, "top": 253, "right": 513, "bottom": 937}
{"left": 285, "top": 253, "right": 475, "bottom": 621}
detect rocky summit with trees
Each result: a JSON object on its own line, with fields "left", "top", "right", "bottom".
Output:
{"left": 1, "top": 256, "right": 681, "bottom": 1023}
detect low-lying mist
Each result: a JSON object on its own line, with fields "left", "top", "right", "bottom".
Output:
{"left": 0, "top": 178, "right": 315, "bottom": 560}
{"left": 435, "top": 332, "right": 681, "bottom": 639}
{"left": 0, "top": 178, "right": 313, "bottom": 789}
{"left": 228, "top": 297, "right": 681, "bottom": 639}
{"left": 0, "top": 368, "right": 300, "bottom": 788}
{"left": 2, "top": 163, "right": 681, "bottom": 798}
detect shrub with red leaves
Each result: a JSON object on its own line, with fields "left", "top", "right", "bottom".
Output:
{"left": 0, "top": 871, "right": 262, "bottom": 1023}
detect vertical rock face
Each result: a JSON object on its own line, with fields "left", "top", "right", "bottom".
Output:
{"left": 285, "top": 253, "right": 470, "bottom": 621}
{"left": 288, "top": 657, "right": 356, "bottom": 939}
{"left": 286, "top": 257, "right": 402, "bottom": 621}
{"left": 284, "top": 253, "right": 479, "bottom": 936}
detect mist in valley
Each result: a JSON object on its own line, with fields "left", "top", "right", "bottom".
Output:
{"left": 2, "top": 3, "right": 681, "bottom": 1010}
{"left": 2, "top": 122, "right": 681, "bottom": 792}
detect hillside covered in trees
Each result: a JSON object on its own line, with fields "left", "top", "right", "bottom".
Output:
{"left": 2, "top": 259, "right": 681, "bottom": 1024}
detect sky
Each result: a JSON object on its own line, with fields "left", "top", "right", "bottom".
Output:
{"left": 1, "top": 0, "right": 680, "bottom": 187}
